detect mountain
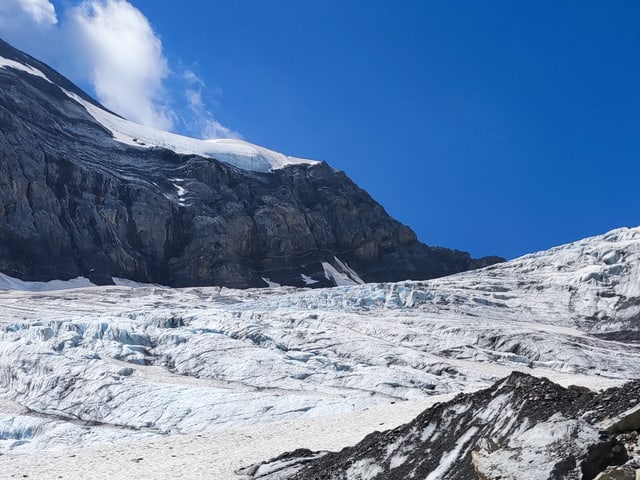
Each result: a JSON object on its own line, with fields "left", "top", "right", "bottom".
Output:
{"left": 0, "top": 38, "right": 502, "bottom": 288}
{"left": 3, "top": 37, "right": 640, "bottom": 479}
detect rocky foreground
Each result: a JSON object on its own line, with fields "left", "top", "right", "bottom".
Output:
{"left": 241, "top": 372, "right": 640, "bottom": 480}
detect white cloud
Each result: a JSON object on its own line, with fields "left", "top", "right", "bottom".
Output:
{"left": 186, "top": 88, "right": 203, "bottom": 109}
{"left": 181, "top": 70, "right": 241, "bottom": 139}
{"left": 0, "top": 0, "right": 61, "bottom": 66}
{"left": 0, "top": 0, "right": 57, "bottom": 26}
{"left": 0, "top": 0, "right": 238, "bottom": 138}
{"left": 200, "top": 118, "right": 241, "bottom": 140}
{"left": 69, "top": 0, "right": 172, "bottom": 130}
{"left": 18, "top": 0, "right": 57, "bottom": 24}
{"left": 183, "top": 69, "right": 204, "bottom": 87}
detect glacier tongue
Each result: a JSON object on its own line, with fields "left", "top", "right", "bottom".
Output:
{"left": 0, "top": 226, "right": 639, "bottom": 453}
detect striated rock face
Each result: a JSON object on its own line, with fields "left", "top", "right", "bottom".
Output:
{"left": 241, "top": 373, "right": 640, "bottom": 480}
{"left": 0, "top": 38, "right": 502, "bottom": 288}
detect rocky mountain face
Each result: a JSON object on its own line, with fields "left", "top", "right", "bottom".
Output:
{"left": 0, "top": 39, "right": 502, "bottom": 288}
{"left": 241, "top": 372, "right": 640, "bottom": 480}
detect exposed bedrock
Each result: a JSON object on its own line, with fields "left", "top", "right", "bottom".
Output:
{"left": 241, "top": 373, "right": 640, "bottom": 480}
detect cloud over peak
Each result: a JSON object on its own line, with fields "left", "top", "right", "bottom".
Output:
{"left": 70, "top": 0, "right": 172, "bottom": 130}
{"left": 0, "top": 0, "right": 57, "bottom": 26}
{"left": 0, "top": 0, "right": 236, "bottom": 137}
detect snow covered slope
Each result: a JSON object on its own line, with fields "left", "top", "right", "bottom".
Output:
{"left": 0, "top": 54, "right": 317, "bottom": 173}
{"left": 0, "top": 274, "right": 160, "bottom": 291}
{"left": 0, "top": 273, "right": 95, "bottom": 291}
{"left": 0, "top": 226, "right": 638, "bottom": 455}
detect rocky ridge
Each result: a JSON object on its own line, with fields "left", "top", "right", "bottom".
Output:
{"left": 241, "top": 372, "right": 640, "bottom": 480}
{"left": 0, "top": 38, "right": 501, "bottom": 288}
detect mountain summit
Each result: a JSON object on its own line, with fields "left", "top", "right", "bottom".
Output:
{"left": 0, "top": 39, "right": 502, "bottom": 288}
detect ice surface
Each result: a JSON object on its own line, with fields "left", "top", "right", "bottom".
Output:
{"left": 322, "top": 256, "right": 365, "bottom": 286}
{"left": 0, "top": 395, "right": 454, "bottom": 479}
{"left": 301, "top": 274, "right": 319, "bottom": 285}
{"left": 424, "top": 426, "right": 479, "bottom": 480}
{"left": 0, "top": 226, "right": 638, "bottom": 455}
{"left": 472, "top": 415, "right": 602, "bottom": 480}
{"left": 111, "top": 278, "right": 164, "bottom": 288}
{"left": 0, "top": 273, "right": 95, "bottom": 291}
{"left": 345, "top": 459, "right": 383, "bottom": 480}
{"left": 333, "top": 256, "right": 365, "bottom": 284}
{"left": 261, "top": 277, "right": 281, "bottom": 288}
{"left": 0, "top": 57, "right": 51, "bottom": 82}
{"left": 0, "top": 274, "right": 159, "bottom": 291}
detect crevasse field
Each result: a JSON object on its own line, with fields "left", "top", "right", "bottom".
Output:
{"left": 0, "top": 227, "right": 639, "bottom": 478}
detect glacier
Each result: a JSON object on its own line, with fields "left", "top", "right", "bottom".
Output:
{"left": 0, "top": 226, "right": 638, "bottom": 456}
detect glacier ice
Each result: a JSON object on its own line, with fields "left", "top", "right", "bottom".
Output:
{"left": 0, "top": 227, "right": 638, "bottom": 452}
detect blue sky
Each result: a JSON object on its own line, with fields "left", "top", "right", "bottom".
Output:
{"left": 1, "top": 1, "right": 639, "bottom": 259}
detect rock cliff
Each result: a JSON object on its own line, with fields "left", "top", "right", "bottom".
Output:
{"left": 0, "top": 38, "right": 502, "bottom": 288}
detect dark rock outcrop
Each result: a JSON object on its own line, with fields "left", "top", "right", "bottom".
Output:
{"left": 240, "top": 373, "right": 640, "bottom": 480}
{"left": 0, "top": 38, "right": 502, "bottom": 288}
